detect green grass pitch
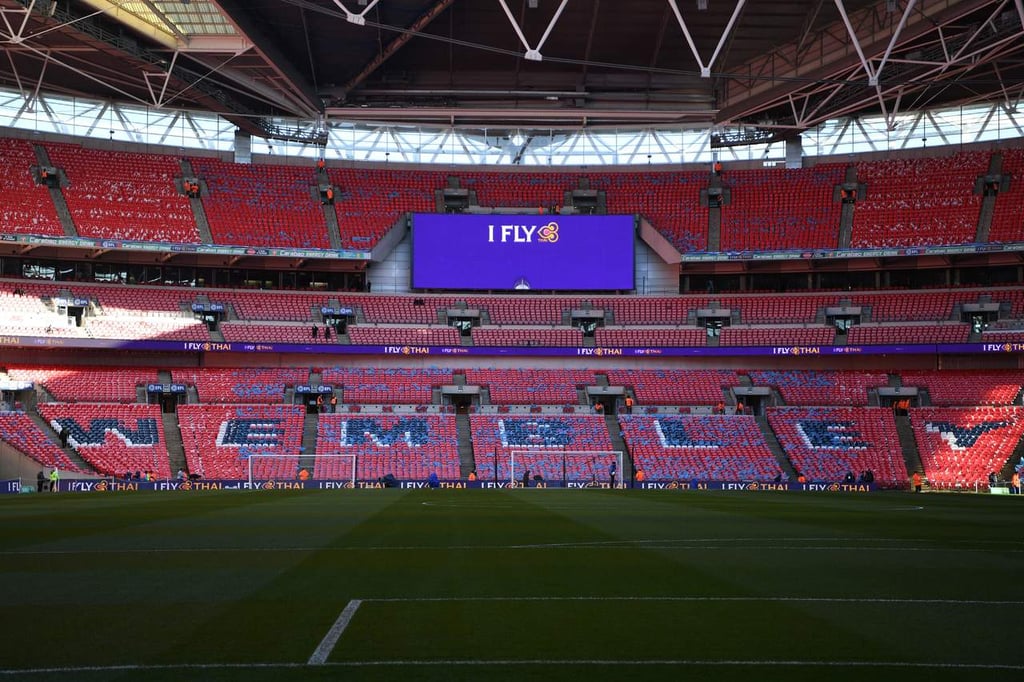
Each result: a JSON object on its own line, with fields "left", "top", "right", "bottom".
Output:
{"left": 0, "top": 489, "right": 1021, "bottom": 681}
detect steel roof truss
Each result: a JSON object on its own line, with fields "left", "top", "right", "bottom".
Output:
{"left": 497, "top": 0, "right": 568, "bottom": 62}
{"left": 142, "top": 49, "right": 178, "bottom": 107}
{"left": 667, "top": 0, "right": 746, "bottom": 78}
{"left": 331, "top": 0, "right": 381, "bottom": 27}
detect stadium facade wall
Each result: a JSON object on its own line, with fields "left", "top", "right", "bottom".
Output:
{"left": 635, "top": 239, "right": 678, "bottom": 295}
{"left": 368, "top": 234, "right": 413, "bottom": 294}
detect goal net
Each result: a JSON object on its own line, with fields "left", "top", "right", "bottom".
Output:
{"left": 246, "top": 453, "right": 357, "bottom": 489}
{"left": 509, "top": 450, "right": 624, "bottom": 488}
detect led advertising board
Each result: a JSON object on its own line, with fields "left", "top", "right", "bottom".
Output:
{"left": 411, "top": 213, "right": 635, "bottom": 290}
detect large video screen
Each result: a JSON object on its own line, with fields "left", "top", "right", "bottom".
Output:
{"left": 411, "top": 214, "right": 635, "bottom": 290}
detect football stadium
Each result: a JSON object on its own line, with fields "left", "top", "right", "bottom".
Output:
{"left": 1, "top": 1, "right": 1023, "bottom": 679}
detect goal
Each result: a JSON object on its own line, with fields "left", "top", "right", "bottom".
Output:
{"left": 246, "top": 453, "right": 357, "bottom": 489}
{"left": 509, "top": 450, "right": 624, "bottom": 488}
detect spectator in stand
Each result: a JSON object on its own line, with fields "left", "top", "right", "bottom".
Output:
{"left": 593, "top": 401, "right": 604, "bottom": 415}
{"left": 312, "top": 325, "right": 319, "bottom": 340}
{"left": 715, "top": 401, "right": 725, "bottom": 415}
{"left": 736, "top": 401, "right": 745, "bottom": 415}
{"left": 324, "top": 325, "right": 331, "bottom": 341}
{"left": 324, "top": 187, "right": 334, "bottom": 205}
{"left": 329, "top": 394, "right": 337, "bottom": 413}
{"left": 624, "top": 396, "right": 634, "bottom": 414}
{"left": 316, "top": 158, "right": 325, "bottom": 173}
{"left": 316, "top": 394, "right": 324, "bottom": 413}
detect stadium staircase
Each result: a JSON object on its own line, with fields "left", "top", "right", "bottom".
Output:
{"left": 321, "top": 201, "right": 344, "bottom": 249}
{"left": 26, "top": 408, "right": 95, "bottom": 474}
{"left": 605, "top": 414, "right": 632, "bottom": 483}
{"left": 837, "top": 165, "right": 857, "bottom": 248}
{"left": 756, "top": 415, "right": 797, "bottom": 479}
{"left": 456, "top": 413, "right": 475, "bottom": 477}
{"left": 155, "top": 370, "right": 187, "bottom": 474}
{"left": 298, "top": 367, "right": 321, "bottom": 472}
{"left": 894, "top": 415, "right": 924, "bottom": 480}
{"left": 706, "top": 172, "right": 722, "bottom": 251}
{"left": 974, "top": 153, "right": 1002, "bottom": 244}
{"left": 300, "top": 411, "right": 319, "bottom": 475}
{"left": 179, "top": 159, "right": 213, "bottom": 243}
{"left": 999, "top": 435, "right": 1024, "bottom": 481}
{"left": 34, "top": 144, "right": 77, "bottom": 237}
{"left": 161, "top": 412, "right": 187, "bottom": 475}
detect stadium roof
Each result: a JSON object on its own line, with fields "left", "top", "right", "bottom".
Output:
{"left": 1, "top": 0, "right": 1022, "bottom": 143}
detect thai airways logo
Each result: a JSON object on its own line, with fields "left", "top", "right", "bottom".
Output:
{"left": 487, "top": 221, "right": 559, "bottom": 244}
{"left": 773, "top": 346, "right": 822, "bottom": 355}
{"left": 537, "top": 222, "right": 559, "bottom": 243}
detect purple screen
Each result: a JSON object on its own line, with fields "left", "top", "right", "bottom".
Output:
{"left": 412, "top": 214, "right": 635, "bottom": 290}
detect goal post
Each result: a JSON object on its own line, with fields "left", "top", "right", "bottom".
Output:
{"left": 509, "top": 450, "right": 624, "bottom": 488}
{"left": 245, "top": 453, "right": 357, "bottom": 488}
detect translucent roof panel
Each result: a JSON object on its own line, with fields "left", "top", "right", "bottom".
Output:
{"left": 91, "top": 1, "right": 238, "bottom": 38}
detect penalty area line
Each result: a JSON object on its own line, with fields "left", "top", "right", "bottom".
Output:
{"left": 308, "top": 599, "right": 362, "bottom": 665}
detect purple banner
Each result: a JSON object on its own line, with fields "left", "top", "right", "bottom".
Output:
{"left": 23, "top": 478, "right": 879, "bottom": 494}
{"left": 411, "top": 213, "right": 635, "bottom": 290}
{"left": 0, "top": 479, "right": 21, "bottom": 494}
{"left": 1, "top": 334, "right": 1019, "bottom": 358}
{"left": 636, "top": 481, "right": 876, "bottom": 492}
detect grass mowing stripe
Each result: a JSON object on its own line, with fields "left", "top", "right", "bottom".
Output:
{"left": 5, "top": 542, "right": 1020, "bottom": 555}
{"left": 308, "top": 600, "right": 362, "bottom": 665}
{"left": 3, "top": 490, "right": 1021, "bottom": 680}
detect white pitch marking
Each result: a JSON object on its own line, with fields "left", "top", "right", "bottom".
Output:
{"left": 308, "top": 599, "right": 362, "bottom": 665}
{"left": 363, "top": 595, "right": 1024, "bottom": 606}
{"left": 3, "top": 659, "right": 1024, "bottom": 676}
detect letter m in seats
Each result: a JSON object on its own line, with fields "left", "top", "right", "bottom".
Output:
{"left": 340, "top": 418, "right": 430, "bottom": 446}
